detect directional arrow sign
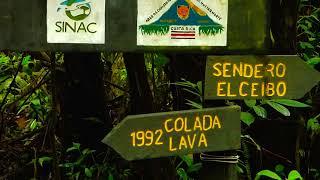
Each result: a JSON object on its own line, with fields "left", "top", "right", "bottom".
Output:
{"left": 102, "top": 106, "right": 240, "bottom": 161}
{"left": 205, "top": 55, "right": 320, "bottom": 100}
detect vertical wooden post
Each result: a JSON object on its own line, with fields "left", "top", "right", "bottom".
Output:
{"left": 200, "top": 100, "right": 239, "bottom": 179}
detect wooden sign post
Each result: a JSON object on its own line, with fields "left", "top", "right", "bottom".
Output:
{"left": 205, "top": 55, "right": 320, "bottom": 100}
{"left": 102, "top": 106, "right": 240, "bottom": 161}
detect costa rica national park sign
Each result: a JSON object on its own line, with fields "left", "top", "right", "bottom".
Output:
{"left": 102, "top": 106, "right": 240, "bottom": 161}
{"left": 137, "top": 0, "right": 228, "bottom": 46}
{"left": 205, "top": 55, "right": 320, "bottom": 100}
{"left": 47, "top": 0, "right": 105, "bottom": 44}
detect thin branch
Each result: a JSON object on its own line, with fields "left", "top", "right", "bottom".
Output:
{"left": 105, "top": 80, "right": 129, "bottom": 93}
{"left": 14, "top": 72, "right": 50, "bottom": 111}
{"left": 49, "top": 52, "right": 61, "bottom": 180}
{"left": 0, "top": 126, "right": 46, "bottom": 144}
{"left": 0, "top": 58, "right": 23, "bottom": 140}
{"left": 243, "top": 138, "right": 293, "bottom": 165}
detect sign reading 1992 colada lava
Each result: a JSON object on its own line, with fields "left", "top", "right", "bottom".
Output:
{"left": 137, "top": 0, "right": 228, "bottom": 46}
{"left": 47, "top": 0, "right": 105, "bottom": 44}
{"left": 102, "top": 106, "right": 240, "bottom": 161}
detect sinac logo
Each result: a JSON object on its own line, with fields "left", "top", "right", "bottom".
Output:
{"left": 58, "top": 0, "right": 91, "bottom": 21}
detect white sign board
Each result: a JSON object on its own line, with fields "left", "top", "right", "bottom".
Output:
{"left": 47, "top": 0, "right": 105, "bottom": 44}
{"left": 137, "top": 0, "right": 228, "bottom": 46}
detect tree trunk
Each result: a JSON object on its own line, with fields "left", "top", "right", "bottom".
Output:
{"left": 56, "top": 53, "right": 111, "bottom": 150}
{"left": 271, "top": 0, "right": 300, "bottom": 54}
{"left": 124, "top": 53, "right": 175, "bottom": 180}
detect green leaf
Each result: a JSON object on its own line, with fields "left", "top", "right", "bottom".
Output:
{"left": 30, "top": 119, "right": 37, "bottom": 130}
{"left": 154, "top": 54, "right": 169, "bottom": 67}
{"left": 66, "top": 147, "right": 78, "bottom": 153}
{"left": 22, "top": 55, "right": 31, "bottom": 66}
{"left": 0, "top": 55, "right": 9, "bottom": 64}
{"left": 38, "top": 157, "right": 52, "bottom": 167}
{"left": 307, "top": 118, "right": 319, "bottom": 132}
{"left": 244, "top": 100, "right": 256, "bottom": 108}
{"left": 108, "top": 173, "right": 114, "bottom": 180}
{"left": 176, "top": 168, "right": 188, "bottom": 180}
{"left": 182, "top": 88, "right": 201, "bottom": 98}
{"left": 179, "top": 155, "right": 193, "bottom": 167}
{"left": 275, "top": 164, "right": 285, "bottom": 174}
{"left": 299, "top": 42, "right": 314, "bottom": 49}
{"left": 82, "top": 148, "right": 95, "bottom": 155}
{"left": 187, "top": 163, "right": 202, "bottom": 173}
{"left": 185, "top": 99, "right": 202, "bottom": 109}
{"left": 59, "top": 163, "right": 74, "bottom": 168}
{"left": 236, "top": 164, "right": 245, "bottom": 174}
{"left": 255, "top": 170, "right": 282, "bottom": 180}
{"left": 0, "top": 78, "right": 13, "bottom": 91}
{"left": 31, "top": 99, "right": 41, "bottom": 106}
{"left": 85, "top": 168, "right": 92, "bottom": 178}
{"left": 307, "top": 57, "right": 320, "bottom": 67}
{"left": 15, "top": 76, "right": 28, "bottom": 88}
{"left": 197, "top": 81, "right": 202, "bottom": 95}
{"left": 73, "top": 142, "right": 81, "bottom": 150}
{"left": 288, "top": 170, "right": 303, "bottom": 180}
{"left": 74, "top": 172, "right": 80, "bottom": 180}
{"left": 272, "top": 99, "right": 310, "bottom": 107}
{"left": 240, "top": 112, "right": 255, "bottom": 126}
{"left": 266, "top": 101, "right": 290, "bottom": 116}
{"left": 253, "top": 106, "right": 267, "bottom": 118}
{"left": 171, "top": 80, "right": 199, "bottom": 92}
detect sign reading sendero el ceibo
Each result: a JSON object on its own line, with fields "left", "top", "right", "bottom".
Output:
{"left": 47, "top": 0, "right": 105, "bottom": 44}
{"left": 205, "top": 55, "right": 320, "bottom": 100}
{"left": 102, "top": 106, "right": 240, "bottom": 161}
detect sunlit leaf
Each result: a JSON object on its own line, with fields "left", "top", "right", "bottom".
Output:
{"left": 38, "top": 157, "right": 52, "bottom": 167}
{"left": 22, "top": 55, "right": 31, "bottom": 66}
{"left": 288, "top": 170, "right": 303, "bottom": 180}
{"left": 30, "top": 119, "right": 37, "bottom": 130}
{"left": 307, "top": 57, "right": 320, "bottom": 67}
{"left": 0, "top": 55, "right": 9, "bottom": 64}
{"left": 31, "top": 99, "right": 41, "bottom": 106}
{"left": 240, "top": 112, "right": 255, "bottom": 126}
{"left": 255, "top": 170, "right": 282, "bottom": 180}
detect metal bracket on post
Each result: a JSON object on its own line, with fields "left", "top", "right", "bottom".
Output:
{"left": 200, "top": 153, "right": 239, "bottom": 164}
